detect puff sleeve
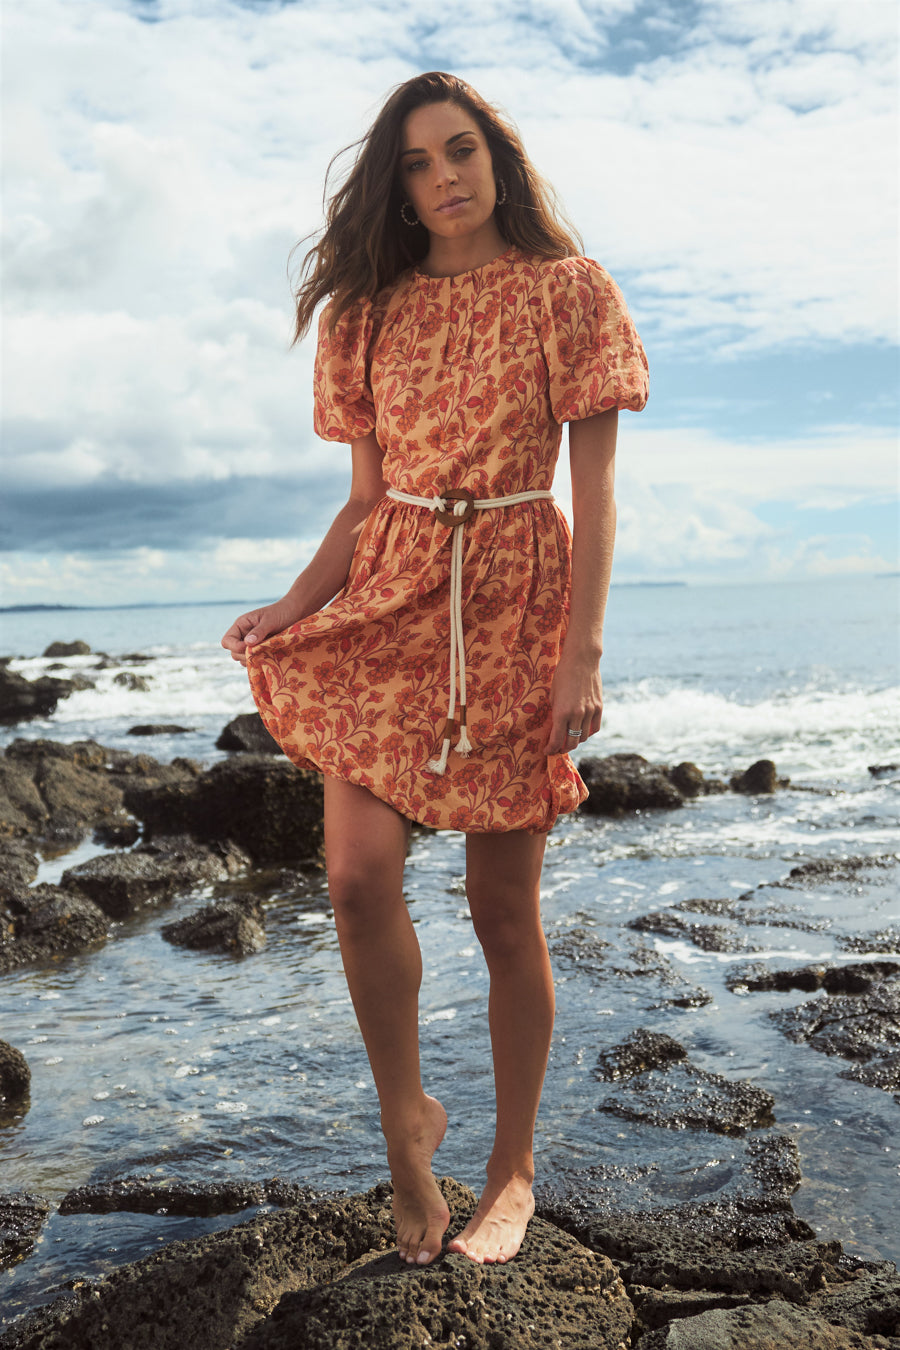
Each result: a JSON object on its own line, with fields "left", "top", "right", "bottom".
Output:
{"left": 312, "top": 299, "right": 377, "bottom": 442}
{"left": 539, "top": 257, "right": 649, "bottom": 423}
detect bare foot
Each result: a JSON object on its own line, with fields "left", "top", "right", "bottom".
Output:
{"left": 385, "top": 1095, "right": 450, "bottom": 1266}
{"left": 446, "top": 1171, "right": 535, "bottom": 1264}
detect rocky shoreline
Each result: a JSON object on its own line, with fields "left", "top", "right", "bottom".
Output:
{"left": 1, "top": 687, "right": 899, "bottom": 1346}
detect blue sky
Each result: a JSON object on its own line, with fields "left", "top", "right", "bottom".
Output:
{"left": 2, "top": 0, "right": 897, "bottom": 605}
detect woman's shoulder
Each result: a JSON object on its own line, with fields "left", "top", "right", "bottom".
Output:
{"left": 518, "top": 252, "right": 616, "bottom": 291}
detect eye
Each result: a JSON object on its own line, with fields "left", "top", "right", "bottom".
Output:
{"left": 405, "top": 158, "right": 428, "bottom": 173}
{"left": 453, "top": 145, "right": 476, "bottom": 159}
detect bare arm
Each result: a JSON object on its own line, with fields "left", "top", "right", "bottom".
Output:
{"left": 543, "top": 408, "right": 618, "bottom": 755}
{"left": 221, "top": 432, "right": 387, "bottom": 663}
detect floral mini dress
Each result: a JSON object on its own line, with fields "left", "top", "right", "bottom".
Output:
{"left": 247, "top": 247, "right": 648, "bottom": 833}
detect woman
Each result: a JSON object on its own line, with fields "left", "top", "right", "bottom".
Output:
{"left": 222, "top": 71, "right": 648, "bottom": 1268}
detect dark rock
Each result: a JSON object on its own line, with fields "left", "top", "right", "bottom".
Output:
{"left": 730, "top": 758, "right": 780, "bottom": 793}
{"left": 112, "top": 672, "right": 149, "bottom": 692}
{"left": 0, "top": 886, "right": 109, "bottom": 974}
{"left": 119, "top": 653, "right": 153, "bottom": 664}
{"left": 0, "top": 670, "right": 77, "bottom": 725}
{"left": 0, "top": 1178, "right": 634, "bottom": 1350}
{"left": 547, "top": 923, "right": 610, "bottom": 971}
{"left": 637, "top": 1299, "right": 896, "bottom": 1349}
{"left": 127, "top": 725, "right": 193, "bottom": 737}
{"left": 92, "top": 817, "right": 141, "bottom": 847}
{"left": 125, "top": 756, "right": 325, "bottom": 864}
{"left": 839, "top": 1053, "right": 900, "bottom": 1102}
{"left": 838, "top": 929, "right": 900, "bottom": 955}
{"left": 770, "top": 981, "right": 900, "bottom": 1064}
{"left": 0, "top": 841, "right": 40, "bottom": 897}
{"left": 0, "top": 1042, "right": 30, "bottom": 1103}
{"left": 780, "top": 854, "right": 898, "bottom": 888}
{"left": 161, "top": 898, "right": 266, "bottom": 955}
{"left": 677, "top": 896, "right": 738, "bottom": 917}
{"left": 57, "top": 1177, "right": 311, "bottom": 1217}
{"left": 596, "top": 1029, "right": 687, "bottom": 1081}
{"left": 664, "top": 760, "right": 706, "bottom": 797}
{"left": 811, "top": 1259, "right": 900, "bottom": 1338}
{"left": 216, "top": 713, "right": 282, "bottom": 755}
{"left": 0, "top": 739, "right": 199, "bottom": 845}
{"left": 608, "top": 940, "right": 713, "bottom": 1009}
{"left": 0, "top": 1192, "right": 50, "bottom": 1270}
{"left": 595, "top": 1029, "right": 775, "bottom": 1135}
{"left": 61, "top": 836, "right": 251, "bottom": 920}
{"left": 42, "top": 641, "right": 91, "bottom": 657}
{"left": 868, "top": 764, "right": 899, "bottom": 778}
{"left": 629, "top": 908, "right": 758, "bottom": 953}
{"left": 579, "top": 753, "right": 686, "bottom": 816}
{"left": 727, "top": 960, "right": 900, "bottom": 995}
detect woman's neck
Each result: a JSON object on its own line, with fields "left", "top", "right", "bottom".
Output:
{"left": 418, "top": 222, "right": 508, "bottom": 279}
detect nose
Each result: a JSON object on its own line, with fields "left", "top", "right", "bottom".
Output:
{"left": 434, "top": 157, "right": 458, "bottom": 188}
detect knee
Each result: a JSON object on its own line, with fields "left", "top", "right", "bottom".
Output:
{"left": 467, "top": 888, "right": 545, "bottom": 965}
{"left": 327, "top": 861, "right": 396, "bottom": 932}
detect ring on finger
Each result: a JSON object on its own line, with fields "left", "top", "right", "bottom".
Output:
{"left": 566, "top": 726, "right": 581, "bottom": 738}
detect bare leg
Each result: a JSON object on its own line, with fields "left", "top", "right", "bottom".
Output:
{"left": 323, "top": 776, "right": 449, "bottom": 1265}
{"left": 447, "top": 829, "right": 552, "bottom": 1264}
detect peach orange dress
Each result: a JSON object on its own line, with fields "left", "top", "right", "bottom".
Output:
{"left": 248, "top": 247, "right": 648, "bottom": 833}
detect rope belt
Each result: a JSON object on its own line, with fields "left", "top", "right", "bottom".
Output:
{"left": 386, "top": 485, "right": 555, "bottom": 774}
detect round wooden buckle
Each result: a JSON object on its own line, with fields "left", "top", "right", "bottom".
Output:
{"left": 435, "top": 488, "right": 476, "bottom": 527}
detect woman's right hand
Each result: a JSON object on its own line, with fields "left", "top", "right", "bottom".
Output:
{"left": 221, "top": 596, "right": 307, "bottom": 665}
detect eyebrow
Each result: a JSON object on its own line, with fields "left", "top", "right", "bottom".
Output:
{"left": 400, "top": 131, "right": 478, "bottom": 158}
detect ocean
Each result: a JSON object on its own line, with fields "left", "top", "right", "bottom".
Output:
{"left": 1, "top": 575, "right": 899, "bottom": 1318}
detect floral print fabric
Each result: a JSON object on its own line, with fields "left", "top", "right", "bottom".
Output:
{"left": 248, "top": 248, "right": 648, "bottom": 833}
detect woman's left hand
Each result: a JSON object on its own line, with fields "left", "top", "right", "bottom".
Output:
{"left": 543, "top": 645, "right": 603, "bottom": 755}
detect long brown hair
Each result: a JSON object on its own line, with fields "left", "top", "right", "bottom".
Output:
{"left": 291, "top": 71, "right": 583, "bottom": 342}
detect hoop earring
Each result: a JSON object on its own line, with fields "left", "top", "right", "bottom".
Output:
{"left": 400, "top": 201, "right": 421, "bottom": 227}
{"left": 495, "top": 177, "right": 507, "bottom": 207}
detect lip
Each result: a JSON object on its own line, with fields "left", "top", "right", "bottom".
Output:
{"left": 435, "top": 196, "right": 470, "bottom": 213}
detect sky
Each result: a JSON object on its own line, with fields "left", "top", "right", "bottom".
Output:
{"left": 2, "top": 0, "right": 898, "bottom": 608}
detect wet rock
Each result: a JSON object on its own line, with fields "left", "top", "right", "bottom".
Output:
{"left": 676, "top": 897, "right": 739, "bottom": 917}
{"left": 216, "top": 713, "right": 282, "bottom": 755}
{"left": 0, "top": 1193, "right": 50, "bottom": 1270}
{"left": 579, "top": 753, "right": 686, "bottom": 815}
{"left": 547, "top": 923, "right": 610, "bottom": 971}
{"left": 58, "top": 1177, "right": 316, "bottom": 1217}
{"left": 42, "top": 641, "right": 91, "bottom": 658}
{"left": 664, "top": 760, "right": 707, "bottom": 797}
{"left": 596, "top": 1029, "right": 687, "bottom": 1080}
{"left": 0, "top": 739, "right": 199, "bottom": 845}
{"left": 61, "top": 837, "right": 251, "bottom": 920}
{"left": 0, "top": 886, "right": 109, "bottom": 974}
{"left": 119, "top": 653, "right": 153, "bottom": 664}
{"left": 125, "top": 755, "right": 325, "bottom": 864}
{"left": 727, "top": 960, "right": 900, "bottom": 995}
{"left": 838, "top": 929, "right": 900, "bottom": 956}
{"left": 779, "top": 854, "right": 898, "bottom": 888}
{"left": 638, "top": 1299, "right": 896, "bottom": 1349}
{"left": 112, "top": 672, "right": 149, "bottom": 692}
{"left": 868, "top": 764, "right": 899, "bottom": 778}
{"left": 770, "top": 981, "right": 900, "bottom": 1064}
{"left": 0, "top": 670, "right": 77, "bottom": 725}
{"left": 629, "top": 908, "right": 758, "bottom": 954}
{"left": 127, "top": 725, "right": 193, "bottom": 737}
{"left": 92, "top": 817, "right": 141, "bottom": 847}
{"left": 839, "top": 1054, "right": 900, "bottom": 1102}
{"left": 161, "top": 898, "right": 266, "bottom": 955}
{"left": 595, "top": 1029, "right": 775, "bottom": 1135}
{"left": 730, "top": 759, "right": 781, "bottom": 793}
{"left": 1, "top": 1178, "right": 634, "bottom": 1350}
{"left": 0, "top": 841, "right": 40, "bottom": 897}
{"left": 0, "top": 1042, "right": 30, "bottom": 1103}
{"left": 609, "top": 940, "right": 713, "bottom": 1010}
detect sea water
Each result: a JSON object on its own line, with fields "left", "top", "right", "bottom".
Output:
{"left": 1, "top": 576, "right": 898, "bottom": 1319}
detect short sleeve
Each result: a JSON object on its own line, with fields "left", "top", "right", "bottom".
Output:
{"left": 540, "top": 257, "right": 649, "bottom": 423}
{"left": 312, "top": 299, "right": 377, "bottom": 442}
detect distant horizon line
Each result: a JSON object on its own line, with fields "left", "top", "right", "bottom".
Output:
{"left": 2, "top": 574, "right": 897, "bottom": 615}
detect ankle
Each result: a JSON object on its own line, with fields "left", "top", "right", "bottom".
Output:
{"left": 485, "top": 1156, "right": 535, "bottom": 1188}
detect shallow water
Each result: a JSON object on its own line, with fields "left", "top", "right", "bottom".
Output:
{"left": 2, "top": 578, "right": 899, "bottom": 1321}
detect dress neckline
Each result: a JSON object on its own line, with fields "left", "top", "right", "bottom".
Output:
{"left": 413, "top": 245, "right": 518, "bottom": 284}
